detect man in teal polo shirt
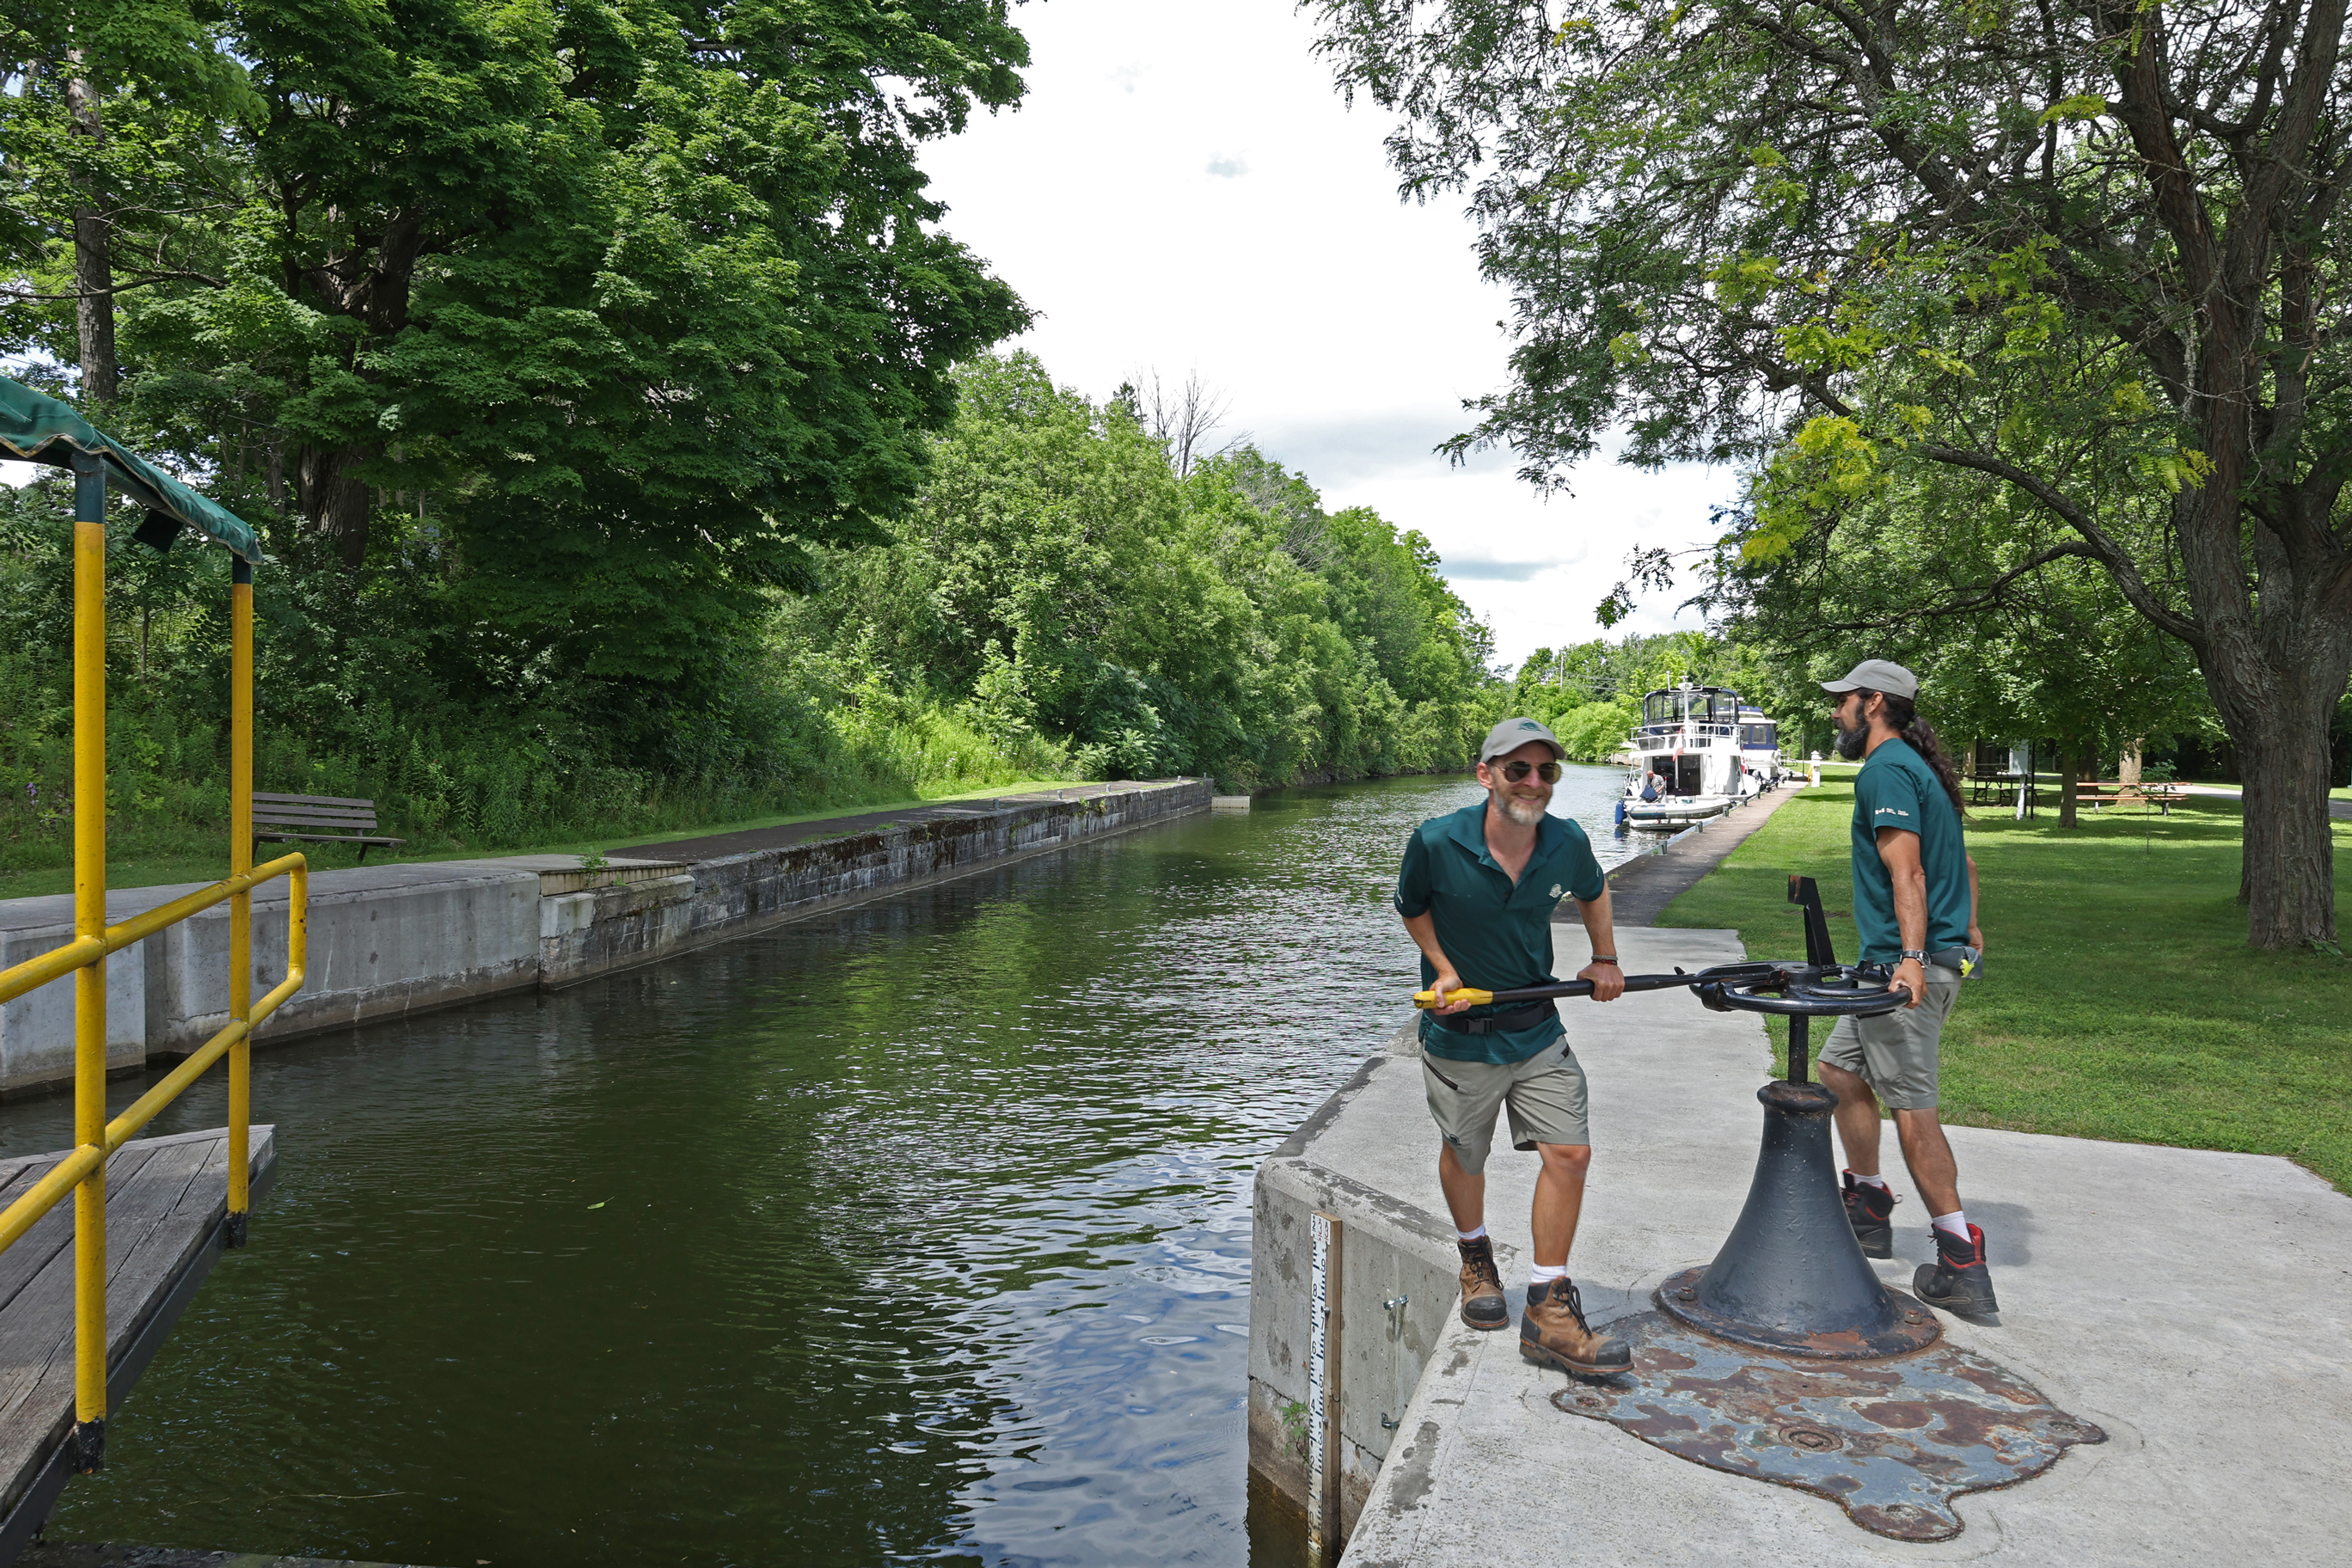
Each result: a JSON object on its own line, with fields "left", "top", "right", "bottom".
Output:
{"left": 1394, "top": 717, "right": 1632, "bottom": 1376}
{"left": 1814, "top": 659, "right": 1995, "bottom": 1316}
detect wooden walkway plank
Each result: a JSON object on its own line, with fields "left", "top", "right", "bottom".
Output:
{"left": 0, "top": 1165, "right": 71, "bottom": 1325}
{"left": 0, "top": 1130, "right": 275, "bottom": 1541}
{"left": 0, "top": 1144, "right": 217, "bottom": 1495}
{"left": 0, "top": 1147, "right": 167, "bottom": 1424}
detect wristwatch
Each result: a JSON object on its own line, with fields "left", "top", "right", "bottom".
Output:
{"left": 1589, "top": 955, "right": 1620, "bottom": 965}
{"left": 1898, "top": 949, "right": 1928, "bottom": 962}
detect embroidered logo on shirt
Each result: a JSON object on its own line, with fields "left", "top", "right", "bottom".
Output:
{"left": 1874, "top": 806, "right": 1911, "bottom": 818}
{"left": 1549, "top": 884, "right": 1563, "bottom": 898}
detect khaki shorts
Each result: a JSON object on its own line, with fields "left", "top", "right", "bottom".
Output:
{"left": 1420, "top": 1040, "right": 1589, "bottom": 1174}
{"left": 1818, "top": 966, "right": 1963, "bottom": 1110}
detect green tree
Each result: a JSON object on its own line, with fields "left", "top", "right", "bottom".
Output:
{"left": 1694, "top": 462, "right": 2214, "bottom": 820}
{"left": 793, "top": 353, "right": 1498, "bottom": 787}
{"left": 1315, "top": 0, "right": 2352, "bottom": 948}
{"left": 7, "top": 0, "right": 1032, "bottom": 689}
{"left": 0, "top": 0, "right": 259, "bottom": 401}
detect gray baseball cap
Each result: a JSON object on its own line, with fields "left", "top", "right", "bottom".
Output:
{"left": 1479, "top": 716, "right": 1565, "bottom": 764}
{"left": 1820, "top": 658, "right": 1919, "bottom": 700}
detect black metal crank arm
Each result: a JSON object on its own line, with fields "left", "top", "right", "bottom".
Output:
{"left": 1476, "top": 962, "right": 1787, "bottom": 1006}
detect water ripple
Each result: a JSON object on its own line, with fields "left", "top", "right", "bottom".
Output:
{"left": 5, "top": 770, "right": 1634, "bottom": 1567}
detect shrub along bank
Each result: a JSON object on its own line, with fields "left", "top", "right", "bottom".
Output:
{"left": 0, "top": 352, "right": 1502, "bottom": 893}
{"left": 1659, "top": 782, "right": 2352, "bottom": 1193}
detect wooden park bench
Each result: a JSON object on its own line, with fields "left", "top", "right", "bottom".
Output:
{"left": 252, "top": 792, "right": 407, "bottom": 861}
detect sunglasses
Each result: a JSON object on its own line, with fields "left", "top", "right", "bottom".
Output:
{"left": 1495, "top": 760, "right": 1563, "bottom": 783}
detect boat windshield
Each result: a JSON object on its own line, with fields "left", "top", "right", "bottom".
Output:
{"left": 1743, "top": 723, "right": 1778, "bottom": 748}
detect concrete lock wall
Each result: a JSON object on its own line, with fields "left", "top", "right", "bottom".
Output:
{"left": 0, "top": 891, "right": 157, "bottom": 1088}
{"left": 0, "top": 780, "right": 1210, "bottom": 1095}
{"left": 1247, "top": 1030, "right": 1479, "bottom": 1542}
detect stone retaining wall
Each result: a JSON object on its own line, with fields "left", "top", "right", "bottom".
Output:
{"left": 0, "top": 779, "right": 1210, "bottom": 1094}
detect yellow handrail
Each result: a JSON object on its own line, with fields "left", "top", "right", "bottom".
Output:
{"left": 3, "top": 450, "right": 303, "bottom": 1476}
{"left": 0, "top": 854, "right": 309, "bottom": 1009}
{"left": 0, "top": 859, "right": 305, "bottom": 1256}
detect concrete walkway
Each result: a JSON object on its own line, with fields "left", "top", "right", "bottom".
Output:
{"left": 1308, "top": 925, "right": 2349, "bottom": 1565}
{"left": 1563, "top": 785, "right": 1804, "bottom": 928}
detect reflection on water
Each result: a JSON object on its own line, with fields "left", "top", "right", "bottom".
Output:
{"left": 15, "top": 768, "right": 1632, "bottom": 1567}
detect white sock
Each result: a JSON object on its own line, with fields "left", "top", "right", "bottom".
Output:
{"left": 1852, "top": 1172, "right": 1890, "bottom": 1191}
{"left": 1528, "top": 1263, "right": 1567, "bottom": 1291}
{"left": 1456, "top": 1224, "right": 1487, "bottom": 1243}
{"left": 1932, "top": 1210, "right": 1969, "bottom": 1240}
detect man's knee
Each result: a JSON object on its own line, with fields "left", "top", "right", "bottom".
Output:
{"left": 1819, "top": 1061, "right": 1872, "bottom": 1102}
{"left": 1536, "top": 1142, "right": 1592, "bottom": 1176}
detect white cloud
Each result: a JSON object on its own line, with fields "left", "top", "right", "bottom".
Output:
{"left": 922, "top": 0, "right": 1736, "bottom": 665}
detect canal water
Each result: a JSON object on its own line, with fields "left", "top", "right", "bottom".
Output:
{"left": 9, "top": 768, "right": 1638, "bottom": 1568}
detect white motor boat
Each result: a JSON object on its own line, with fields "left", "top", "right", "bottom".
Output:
{"left": 1619, "top": 683, "right": 1781, "bottom": 830}
{"left": 1738, "top": 705, "right": 1785, "bottom": 790}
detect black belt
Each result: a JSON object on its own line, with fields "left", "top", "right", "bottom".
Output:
{"left": 1431, "top": 999, "right": 1559, "bottom": 1035}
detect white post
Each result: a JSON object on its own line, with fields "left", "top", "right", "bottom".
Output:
{"left": 1307, "top": 1210, "right": 1344, "bottom": 1564}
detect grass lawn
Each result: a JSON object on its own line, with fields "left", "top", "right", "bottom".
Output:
{"left": 1660, "top": 781, "right": 2352, "bottom": 1193}
{"left": 0, "top": 776, "right": 1078, "bottom": 902}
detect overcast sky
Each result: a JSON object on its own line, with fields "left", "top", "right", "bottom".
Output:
{"left": 917, "top": 0, "right": 1740, "bottom": 667}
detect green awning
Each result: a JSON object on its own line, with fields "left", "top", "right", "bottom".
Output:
{"left": 0, "top": 375, "right": 262, "bottom": 563}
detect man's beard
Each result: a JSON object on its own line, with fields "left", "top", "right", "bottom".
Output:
{"left": 1496, "top": 791, "right": 1548, "bottom": 826}
{"left": 1834, "top": 715, "right": 1870, "bottom": 760}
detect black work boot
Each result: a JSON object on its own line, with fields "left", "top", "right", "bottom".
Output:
{"left": 1519, "top": 1277, "right": 1632, "bottom": 1377}
{"left": 1842, "top": 1171, "right": 1898, "bottom": 1259}
{"left": 1914, "top": 1222, "right": 2000, "bottom": 1317}
{"left": 1455, "top": 1236, "right": 1510, "bottom": 1330}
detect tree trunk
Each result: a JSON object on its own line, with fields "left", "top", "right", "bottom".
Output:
{"left": 301, "top": 443, "right": 373, "bottom": 569}
{"left": 63, "top": 63, "right": 115, "bottom": 404}
{"left": 2230, "top": 692, "right": 2341, "bottom": 948}
{"left": 2188, "top": 541, "right": 2352, "bottom": 946}
{"left": 2056, "top": 743, "right": 2079, "bottom": 829}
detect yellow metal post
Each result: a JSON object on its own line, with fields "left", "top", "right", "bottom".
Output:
{"left": 70, "top": 449, "right": 107, "bottom": 1470}
{"left": 227, "top": 559, "right": 253, "bottom": 1246}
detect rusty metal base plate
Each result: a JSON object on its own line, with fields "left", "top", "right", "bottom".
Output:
{"left": 1549, "top": 1311, "right": 2104, "bottom": 1540}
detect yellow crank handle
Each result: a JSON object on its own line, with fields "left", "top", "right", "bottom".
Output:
{"left": 1414, "top": 987, "right": 1496, "bottom": 1009}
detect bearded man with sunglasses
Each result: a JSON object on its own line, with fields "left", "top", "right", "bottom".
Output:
{"left": 1393, "top": 717, "right": 1632, "bottom": 1377}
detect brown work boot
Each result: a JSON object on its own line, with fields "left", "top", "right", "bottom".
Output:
{"left": 1519, "top": 1277, "right": 1632, "bottom": 1375}
{"left": 1455, "top": 1236, "right": 1509, "bottom": 1330}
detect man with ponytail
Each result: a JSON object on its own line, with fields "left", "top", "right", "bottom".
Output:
{"left": 1816, "top": 660, "right": 1995, "bottom": 1317}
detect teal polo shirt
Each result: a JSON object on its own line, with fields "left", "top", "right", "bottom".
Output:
{"left": 1394, "top": 804, "right": 1608, "bottom": 1065}
{"left": 1851, "top": 738, "right": 1971, "bottom": 962}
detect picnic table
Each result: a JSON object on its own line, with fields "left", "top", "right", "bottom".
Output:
{"left": 2075, "top": 781, "right": 2182, "bottom": 815}
{"left": 1968, "top": 772, "right": 2038, "bottom": 807}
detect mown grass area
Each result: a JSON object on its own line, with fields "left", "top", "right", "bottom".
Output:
{"left": 1660, "top": 781, "right": 2352, "bottom": 1193}
{"left": 0, "top": 776, "right": 1078, "bottom": 901}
